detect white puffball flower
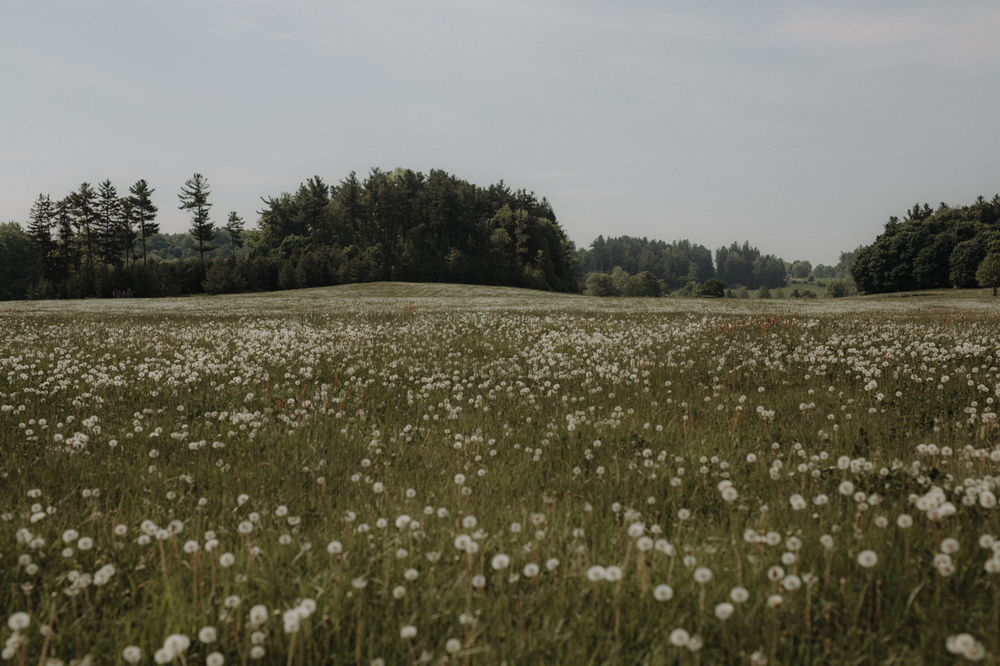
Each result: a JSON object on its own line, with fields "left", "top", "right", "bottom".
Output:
{"left": 206, "top": 652, "right": 225, "bottom": 666}
{"left": 122, "top": 646, "right": 142, "bottom": 664}
{"left": 653, "top": 584, "right": 674, "bottom": 601}
{"left": 446, "top": 638, "right": 462, "bottom": 654}
{"left": 198, "top": 626, "right": 217, "bottom": 643}
{"left": 857, "top": 550, "right": 878, "bottom": 568}
{"left": 249, "top": 604, "right": 269, "bottom": 627}
{"left": 693, "top": 567, "right": 713, "bottom": 584}
{"left": 669, "top": 628, "right": 690, "bottom": 647}
{"left": 604, "top": 565, "right": 623, "bottom": 582}
{"left": 586, "top": 566, "right": 606, "bottom": 582}
{"left": 491, "top": 554, "right": 510, "bottom": 570}
{"left": 730, "top": 586, "right": 749, "bottom": 604}
{"left": 7, "top": 612, "right": 30, "bottom": 631}
{"left": 400, "top": 625, "right": 417, "bottom": 640}
{"left": 715, "top": 603, "right": 735, "bottom": 620}
{"left": 940, "top": 538, "right": 960, "bottom": 555}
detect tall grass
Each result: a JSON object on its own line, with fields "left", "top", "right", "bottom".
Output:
{"left": 1, "top": 285, "right": 998, "bottom": 664}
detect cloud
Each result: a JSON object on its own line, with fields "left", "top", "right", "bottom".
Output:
{"left": 771, "top": 4, "right": 1000, "bottom": 71}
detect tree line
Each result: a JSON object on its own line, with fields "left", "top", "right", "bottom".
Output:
{"left": 1, "top": 168, "right": 579, "bottom": 299}
{"left": 851, "top": 195, "right": 1000, "bottom": 294}
{"left": 575, "top": 236, "right": 857, "bottom": 298}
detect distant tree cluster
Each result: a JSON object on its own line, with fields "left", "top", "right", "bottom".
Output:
{"left": 851, "top": 196, "right": 1000, "bottom": 294}
{"left": 226, "top": 168, "right": 578, "bottom": 294}
{"left": 1, "top": 173, "right": 250, "bottom": 299}
{"left": 577, "top": 236, "right": 715, "bottom": 288}
{"left": 3, "top": 168, "right": 578, "bottom": 300}
{"left": 578, "top": 236, "right": 790, "bottom": 297}
{"left": 714, "top": 242, "right": 788, "bottom": 290}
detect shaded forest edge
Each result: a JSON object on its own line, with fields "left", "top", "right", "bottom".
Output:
{"left": 2, "top": 167, "right": 997, "bottom": 300}
{"left": 850, "top": 196, "right": 1000, "bottom": 295}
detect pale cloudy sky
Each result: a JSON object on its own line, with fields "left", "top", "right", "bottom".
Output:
{"left": 3, "top": 1, "right": 999, "bottom": 266}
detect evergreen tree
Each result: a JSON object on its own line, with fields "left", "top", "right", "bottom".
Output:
{"left": 70, "top": 182, "right": 99, "bottom": 293}
{"left": 178, "top": 173, "right": 216, "bottom": 264}
{"left": 224, "top": 212, "right": 245, "bottom": 250}
{"left": 128, "top": 179, "right": 159, "bottom": 266}
{"left": 27, "top": 194, "right": 56, "bottom": 279}
{"left": 95, "top": 180, "right": 124, "bottom": 271}
{"left": 53, "top": 196, "right": 77, "bottom": 283}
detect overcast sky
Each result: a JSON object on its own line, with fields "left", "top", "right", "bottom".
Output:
{"left": 3, "top": 1, "right": 999, "bottom": 266}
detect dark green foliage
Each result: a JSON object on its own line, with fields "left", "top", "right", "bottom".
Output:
{"left": 178, "top": 173, "right": 215, "bottom": 264}
{"left": 949, "top": 240, "right": 985, "bottom": 288}
{"left": 224, "top": 212, "right": 245, "bottom": 249}
{"left": 578, "top": 236, "right": 714, "bottom": 289}
{"left": 0, "top": 222, "right": 39, "bottom": 299}
{"left": 129, "top": 179, "right": 158, "bottom": 266}
{"left": 699, "top": 278, "right": 725, "bottom": 298}
{"left": 977, "top": 253, "right": 1000, "bottom": 296}
{"left": 826, "top": 279, "right": 849, "bottom": 298}
{"left": 790, "top": 260, "right": 811, "bottom": 278}
{"left": 248, "top": 169, "right": 578, "bottom": 293}
{"left": 584, "top": 272, "right": 618, "bottom": 296}
{"left": 853, "top": 194, "right": 1000, "bottom": 293}
{"left": 715, "top": 241, "right": 787, "bottom": 289}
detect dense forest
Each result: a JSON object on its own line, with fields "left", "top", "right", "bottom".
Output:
{"left": 575, "top": 236, "right": 855, "bottom": 298}
{"left": 0, "top": 168, "right": 579, "bottom": 299}
{"left": 851, "top": 195, "right": 1000, "bottom": 294}
{"left": 19, "top": 167, "right": 995, "bottom": 301}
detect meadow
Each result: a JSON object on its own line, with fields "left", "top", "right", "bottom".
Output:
{"left": 2, "top": 283, "right": 1000, "bottom": 665}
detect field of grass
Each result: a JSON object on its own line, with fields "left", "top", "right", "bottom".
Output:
{"left": 3, "top": 283, "right": 1000, "bottom": 664}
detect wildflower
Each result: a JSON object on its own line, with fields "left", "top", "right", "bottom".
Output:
{"left": 669, "top": 628, "right": 690, "bottom": 647}
{"left": 604, "top": 566, "right": 623, "bottom": 582}
{"left": 694, "top": 567, "right": 713, "bottom": 583}
{"left": 206, "top": 653, "right": 225, "bottom": 666}
{"left": 651, "top": 584, "right": 673, "bottom": 601}
{"left": 122, "top": 646, "right": 142, "bottom": 664}
{"left": 523, "top": 563, "right": 540, "bottom": 578}
{"left": 857, "top": 550, "right": 878, "bottom": 568}
{"left": 491, "top": 554, "right": 510, "bottom": 571}
{"left": 587, "top": 566, "right": 606, "bottom": 582}
{"left": 199, "top": 626, "right": 217, "bottom": 643}
{"left": 730, "top": 587, "right": 749, "bottom": 603}
{"left": 715, "top": 603, "right": 734, "bottom": 620}
{"left": 446, "top": 638, "right": 462, "bottom": 654}
{"left": 940, "top": 538, "right": 959, "bottom": 555}
{"left": 400, "top": 625, "right": 417, "bottom": 639}
{"left": 219, "top": 553, "right": 236, "bottom": 568}
{"left": 7, "top": 613, "right": 30, "bottom": 631}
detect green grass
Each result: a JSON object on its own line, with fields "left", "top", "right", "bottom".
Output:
{"left": 2, "top": 283, "right": 1000, "bottom": 664}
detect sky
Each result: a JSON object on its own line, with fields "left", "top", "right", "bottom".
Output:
{"left": 3, "top": 1, "right": 1000, "bottom": 266}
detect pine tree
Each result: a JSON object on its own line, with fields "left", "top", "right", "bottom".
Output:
{"left": 54, "top": 197, "right": 77, "bottom": 283}
{"left": 128, "top": 179, "right": 159, "bottom": 266}
{"left": 96, "top": 180, "right": 124, "bottom": 271}
{"left": 27, "top": 194, "right": 56, "bottom": 279}
{"left": 178, "top": 173, "right": 215, "bottom": 264}
{"left": 223, "top": 212, "right": 245, "bottom": 250}
{"left": 70, "top": 182, "right": 98, "bottom": 293}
